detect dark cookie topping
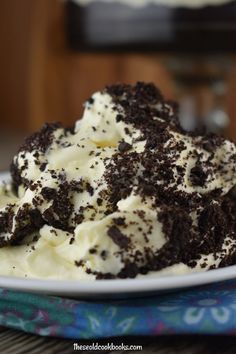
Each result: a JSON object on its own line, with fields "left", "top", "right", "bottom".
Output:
{"left": 107, "top": 225, "right": 130, "bottom": 249}
{"left": 19, "top": 123, "right": 61, "bottom": 154}
{"left": 1, "top": 82, "right": 236, "bottom": 280}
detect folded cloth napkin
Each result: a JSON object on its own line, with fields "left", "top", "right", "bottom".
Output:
{"left": 0, "top": 280, "right": 236, "bottom": 339}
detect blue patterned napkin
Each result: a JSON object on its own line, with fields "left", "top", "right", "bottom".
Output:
{"left": 0, "top": 280, "right": 236, "bottom": 339}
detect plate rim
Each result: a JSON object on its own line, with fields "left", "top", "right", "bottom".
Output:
{"left": 0, "top": 264, "right": 234, "bottom": 295}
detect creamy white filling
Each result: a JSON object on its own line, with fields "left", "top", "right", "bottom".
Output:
{"left": 0, "top": 90, "right": 236, "bottom": 280}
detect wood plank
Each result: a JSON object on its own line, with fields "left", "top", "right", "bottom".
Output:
{"left": 27, "top": 0, "right": 69, "bottom": 131}
{"left": 226, "top": 59, "right": 236, "bottom": 139}
{"left": 65, "top": 53, "right": 121, "bottom": 124}
{"left": 0, "top": 0, "right": 32, "bottom": 131}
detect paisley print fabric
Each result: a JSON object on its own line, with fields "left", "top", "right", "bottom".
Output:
{"left": 1, "top": 281, "right": 236, "bottom": 339}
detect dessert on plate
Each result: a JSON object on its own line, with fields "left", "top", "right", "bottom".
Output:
{"left": 0, "top": 82, "right": 236, "bottom": 280}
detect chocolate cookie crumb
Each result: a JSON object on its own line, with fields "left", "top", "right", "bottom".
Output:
{"left": 107, "top": 225, "right": 130, "bottom": 249}
{"left": 118, "top": 141, "right": 132, "bottom": 153}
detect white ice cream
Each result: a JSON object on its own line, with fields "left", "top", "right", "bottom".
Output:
{"left": 0, "top": 83, "right": 236, "bottom": 279}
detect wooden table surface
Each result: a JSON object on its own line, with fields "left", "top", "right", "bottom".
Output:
{"left": 0, "top": 327, "right": 235, "bottom": 354}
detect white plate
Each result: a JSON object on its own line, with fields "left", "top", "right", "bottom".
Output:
{"left": 0, "top": 172, "right": 236, "bottom": 299}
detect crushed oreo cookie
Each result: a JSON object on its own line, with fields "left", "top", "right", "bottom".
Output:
{"left": 107, "top": 225, "right": 130, "bottom": 249}
{"left": 118, "top": 141, "right": 132, "bottom": 153}
{"left": 1, "top": 82, "right": 236, "bottom": 280}
{"left": 19, "top": 123, "right": 61, "bottom": 154}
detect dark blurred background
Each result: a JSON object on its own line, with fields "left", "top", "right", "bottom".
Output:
{"left": 0, "top": 0, "right": 236, "bottom": 170}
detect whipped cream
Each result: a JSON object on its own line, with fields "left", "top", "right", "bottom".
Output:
{"left": 0, "top": 82, "right": 236, "bottom": 280}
